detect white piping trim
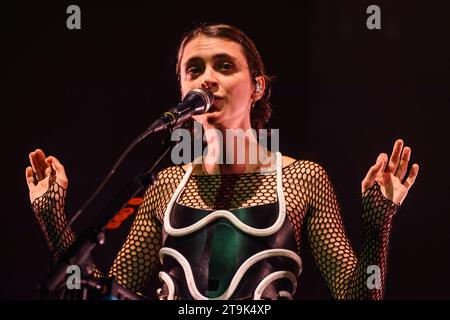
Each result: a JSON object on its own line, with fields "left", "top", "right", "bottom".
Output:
{"left": 158, "top": 271, "right": 176, "bottom": 300}
{"left": 278, "top": 290, "right": 293, "bottom": 300}
{"left": 164, "top": 152, "right": 286, "bottom": 237}
{"left": 159, "top": 247, "right": 301, "bottom": 300}
{"left": 253, "top": 271, "right": 298, "bottom": 300}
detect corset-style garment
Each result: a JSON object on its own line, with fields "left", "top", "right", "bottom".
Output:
{"left": 157, "top": 152, "right": 303, "bottom": 300}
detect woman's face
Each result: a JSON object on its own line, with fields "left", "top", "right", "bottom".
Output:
{"left": 179, "top": 35, "right": 257, "bottom": 129}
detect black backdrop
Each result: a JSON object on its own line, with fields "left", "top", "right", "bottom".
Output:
{"left": 3, "top": 1, "right": 450, "bottom": 299}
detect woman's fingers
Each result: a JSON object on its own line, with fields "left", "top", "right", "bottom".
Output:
{"left": 27, "top": 150, "right": 68, "bottom": 187}
{"left": 403, "top": 163, "right": 419, "bottom": 189}
{"left": 28, "top": 152, "right": 39, "bottom": 179}
{"left": 395, "top": 146, "right": 411, "bottom": 181}
{"left": 47, "top": 156, "right": 68, "bottom": 188}
{"left": 362, "top": 153, "right": 387, "bottom": 192}
{"left": 387, "top": 139, "right": 404, "bottom": 174}
{"left": 25, "top": 166, "right": 36, "bottom": 188}
{"left": 29, "top": 149, "right": 49, "bottom": 181}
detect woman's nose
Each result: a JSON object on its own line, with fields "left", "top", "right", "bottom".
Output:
{"left": 200, "top": 69, "right": 218, "bottom": 90}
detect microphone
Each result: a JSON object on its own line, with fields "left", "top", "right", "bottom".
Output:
{"left": 148, "top": 88, "right": 214, "bottom": 133}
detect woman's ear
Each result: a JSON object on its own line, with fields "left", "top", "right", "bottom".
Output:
{"left": 252, "top": 76, "right": 266, "bottom": 101}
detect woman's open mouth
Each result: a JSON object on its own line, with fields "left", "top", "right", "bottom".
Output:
{"left": 209, "top": 97, "right": 224, "bottom": 112}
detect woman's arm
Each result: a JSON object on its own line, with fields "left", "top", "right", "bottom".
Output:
{"left": 107, "top": 183, "right": 163, "bottom": 295}
{"left": 27, "top": 150, "right": 75, "bottom": 261}
{"left": 108, "top": 166, "right": 185, "bottom": 295}
{"left": 31, "top": 180, "right": 76, "bottom": 260}
{"left": 305, "top": 140, "right": 418, "bottom": 299}
{"left": 305, "top": 162, "right": 397, "bottom": 299}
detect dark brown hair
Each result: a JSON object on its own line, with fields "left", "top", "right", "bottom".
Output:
{"left": 176, "top": 23, "right": 273, "bottom": 130}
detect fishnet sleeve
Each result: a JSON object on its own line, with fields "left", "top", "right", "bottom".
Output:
{"left": 300, "top": 161, "right": 399, "bottom": 299}
{"left": 31, "top": 180, "right": 106, "bottom": 283}
{"left": 31, "top": 181, "right": 75, "bottom": 261}
{"left": 108, "top": 166, "right": 185, "bottom": 294}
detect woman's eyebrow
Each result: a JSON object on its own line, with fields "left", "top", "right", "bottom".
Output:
{"left": 183, "top": 57, "right": 202, "bottom": 69}
{"left": 212, "top": 53, "right": 238, "bottom": 63}
{"left": 183, "top": 53, "right": 239, "bottom": 68}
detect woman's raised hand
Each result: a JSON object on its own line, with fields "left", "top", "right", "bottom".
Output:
{"left": 362, "top": 139, "right": 419, "bottom": 205}
{"left": 25, "top": 149, "right": 68, "bottom": 203}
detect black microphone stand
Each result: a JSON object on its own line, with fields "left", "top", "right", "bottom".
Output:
{"left": 40, "top": 130, "right": 179, "bottom": 300}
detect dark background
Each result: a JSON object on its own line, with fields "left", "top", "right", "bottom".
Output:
{"left": 3, "top": 1, "right": 450, "bottom": 299}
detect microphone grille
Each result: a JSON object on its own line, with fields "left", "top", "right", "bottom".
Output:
{"left": 190, "top": 88, "right": 214, "bottom": 112}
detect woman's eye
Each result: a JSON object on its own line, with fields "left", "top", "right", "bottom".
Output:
{"left": 220, "top": 63, "right": 233, "bottom": 71}
{"left": 187, "top": 66, "right": 200, "bottom": 75}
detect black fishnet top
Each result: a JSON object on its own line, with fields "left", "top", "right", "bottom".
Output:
{"left": 31, "top": 158, "right": 399, "bottom": 299}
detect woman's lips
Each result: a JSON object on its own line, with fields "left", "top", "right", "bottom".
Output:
{"left": 209, "top": 97, "right": 223, "bottom": 112}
